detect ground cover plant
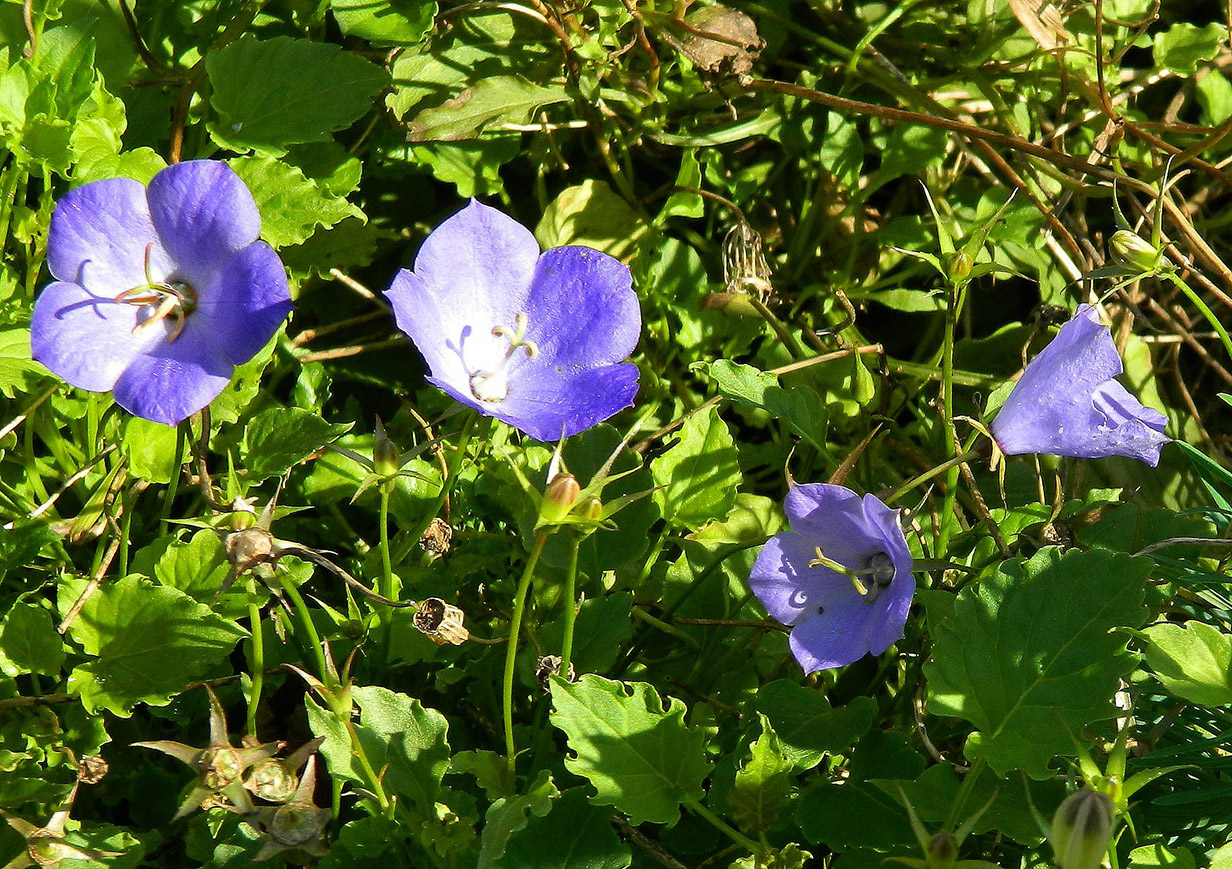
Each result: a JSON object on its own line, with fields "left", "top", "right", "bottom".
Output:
{"left": 2, "top": 0, "right": 1232, "bottom": 866}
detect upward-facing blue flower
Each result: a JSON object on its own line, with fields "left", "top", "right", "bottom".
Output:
{"left": 31, "top": 161, "right": 292, "bottom": 426}
{"left": 990, "top": 304, "right": 1169, "bottom": 466}
{"left": 385, "top": 200, "right": 641, "bottom": 441}
{"left": 749, "top": 484, "right": 914, "bottom": 673}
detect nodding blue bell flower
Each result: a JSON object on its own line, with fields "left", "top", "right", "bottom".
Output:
{"left": 385, "top": 200, "right": 641, "bottom": 441}
{"left": 749, "top": 483, "right": 914, "bottom": 672}
{"left": 989, "top": 305, "right": 1169, "bottom": 466}
{"left": 31, "top": 160, "right": 292, "bottom": 426}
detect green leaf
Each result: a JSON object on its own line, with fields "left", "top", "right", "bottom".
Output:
{"left": 701, "top": 359, "right": 829, "bottom": 451}
{"left": 752, "top": 681, "right": 875, "bottom": 770}
{"left": 501, "top": 787, "right": 632, "bottom": 869}
{"left": 0, "top": 601, "right": 65, "bottom": 677}
{"left": 549, "top": 675, "right": 710, "bottom": 825}
{"left": 331, "top": 0, "right": 437, "bottom": 44}
{"left": 924, "top": 547, "right": 1150, "bottom": 778}
{"left": 206, "top": 35, "right": 390, "bottom": 155}
{"left": 406, "top": 75, "right": 570, "bottom": 141}
{"left": 120, "top": 416, "right": 186, "bottom": 484}
{"left": 540, "top": 592, "right": 633, "bottom": 674}
{"left": 0, "top": 329, "right": 47, "bottom": 398}
{"left": 730, "top": 713, "right": 792, "bottom": 833}
{"left": 64, "top": 575, "right": 247, "bottom": 716}
{"left": 731, "top": 844, "right": 813, "bottom": 869}
{"left": 229, "top": 155, "right": 364, "bottom": 249}
{"left": 242, "top": 406, "right": 352, "bottom": 481}
{"left": 1128, "top": 844, "right": 1196, "bottom": 869}
{"left": 1153, "top": 22, "right": 1223, "bottom": 75}
{"left": 353, "top": 686, "right": 451, "bottom": 807}
{"left": 535, "top": 180, "right": 648, "bottom": 259}
{"left": 1141, "top": 621, "right": 1232, "bottom": 707}
{"left": 478, "top": 770, "right": 556, "bottom": 869}
{"left": 651, "top": 405, "right": 741, "bottom": 530}
{"left": 153, "top": 529, "right": 258, "bottom": 618}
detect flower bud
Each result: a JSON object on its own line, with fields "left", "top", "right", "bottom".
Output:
{"left": 1109, "top": 229, "right": 1161, "bottom": 274}
{"left": 578, "top": 496, "right": 603, "bottom": 522}
{"left": 373, "top": 418, "right": 400, "bottom": 478}
{"left": 1049, "top": 789, "right": 1114, "bottom": 869}
{"left": 944, "top": 251, "right": 973, "bottom": 282}
{"left": 539, "top": 473, "right": 581, "bottom": 526}
{"left": 926, "top": 831, "right": 959, "bottom": 869}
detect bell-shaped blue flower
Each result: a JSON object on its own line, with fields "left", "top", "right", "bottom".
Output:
{"left": 31, "top": 160, "right": 292, "bottom": 426}
{"left": 990, "top": 305, "right": 1168, "bottom": 466}
{"left": 385, "top": 200, "right": 641, "bottom": 441}
{"left": 749, "top": 483, "right": 914, "bottom": 673}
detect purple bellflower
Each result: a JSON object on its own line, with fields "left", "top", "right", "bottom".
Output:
{"left": 989, "top": 305, "right": 1169, "bottom": 466}
{"left": 749, "top": 483, "right": 914, "bottom": 673}
{"left": 31, "top": 161, "right": 292, "bottom": 427}
{"left": 385, "top": 200, "right": 641, "bottom": 442}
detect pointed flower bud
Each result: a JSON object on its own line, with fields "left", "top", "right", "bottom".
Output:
{"left": 1050, "top": 789, "right": 1115, "bottom": 869}
{"left": 944, "top": 251, "right": 973, "bottom": 282}
{"left": 373, "top": 418, "right": 400, "bottom": 478}
{"left": 538, "top": 473, "right": 581, "bottom": 527}
{"left": 926, "top": 832, "right": 959, "bottom": 869}
{"left": 1108, "top": 229, "right": 1162, "bottom": 274}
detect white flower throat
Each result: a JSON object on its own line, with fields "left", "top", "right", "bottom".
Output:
{"left": 114, "top": 243, "right": 197, "bottom": 343}
{"left": 468, "top": 312, "right": 539, "bottom": 403}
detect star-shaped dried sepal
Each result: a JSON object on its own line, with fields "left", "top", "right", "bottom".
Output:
{"left": 133, "top": 686, "right": 280, "bottom": 820}
{"left": 247, "top": 757, "right": 331, "bottom": 862}
{"left": 1, "top": 784, "right": 122, "bottom": 869}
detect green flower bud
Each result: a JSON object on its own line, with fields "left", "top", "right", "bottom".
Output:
{"left": 373, "top": 420, "right": 400, "bottom": 478}
{"left": 539, "top": 473, "right": 581, "bottom": 526}
{"left": 1049, "top": 789, "right": 1114, "bottom": 869}
{"left": 944, "top": 251, "right": 973, "bottom": 282}
{"left": 579, "top": 496, "right": 603, "bottom": 522}
{"left": 1109, "top": 229, "right": 1161, "bottom": 274}
{"left": 926, "top": 831, "right": 959, "bottom": 869}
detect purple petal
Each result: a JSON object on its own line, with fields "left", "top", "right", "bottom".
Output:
{"left": 443, "top": 360, "right": 639, "bottom": 441}
{"left": 750, "top": 532, "right": 871, "bottom": 627}
{"left": 386, "top": 200, "right": 541, "bottom": 393}
{"left": 523, "top": 246, "right": 640, "bottom": 368}
{"left": 30, "top": 281, "right": 161, "bottom": 392}
{"left": 195, "top": 242, "right": 293, "bottom": 366}
{"left": 787, "top": 595, "right": 875, "bottom": 672}
{"left": 867, "top": 573, "right": 914, "bottom": 655}
{"left": 46, "top": 177, "right": 168, "bottom": 295}
{"left": 112, "top": 317, "right": 233, "bottom": 426}
{"left": 990, "top": 305, "right": 1169, "bottom": 464}
{"left": 146, "top": 161, "right": 261, "bottom": 287}
{"left": 784, "top": 484, "right": 882, "bottom": 567}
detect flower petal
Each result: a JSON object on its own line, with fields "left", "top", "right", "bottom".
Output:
{"left": 386, "top": 200, "right": 541, "bottom": 396}
{"left": 787, "top": 594, "right": 875, "bottom": 672}
{"left": 30, "top": 281, "right": 160, "bottom": 392}
{"left": 867, "top": 573, "right": 914, "bottom": 655}
{"left": 750, "top": 531, "right": 866, "bottom": 627}
{"left": 783, "top": 484, "right": 880, "bottom": 567}
{"left": 196, "top": 242, "right": 293, "bottom": 366}
{"left": 112, "top": 317, "right": 233, "bottom": 426}
{"left": 46, "top": 177, "right": 166, "bottom": 295}
{"left": 1089, "top": 379, "right": 1170, "bottom": 466}
{"left": 434, "top": 360, "right": 639, "bottom": 441}
{"left": 146, "top": 161, "right": 262, "bottom": 287}
{"left": 523, "top": 246, "right": 640, "bottom": 369}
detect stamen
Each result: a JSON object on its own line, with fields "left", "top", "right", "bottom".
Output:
{"left": 115, "top": 277, "right": 197, "bottom": 344}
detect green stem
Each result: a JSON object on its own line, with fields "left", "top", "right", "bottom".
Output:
{"left": 277, "top": 569, "right": 329, "bottom": 684}
{"left": 684, "top": 798, "right": 760, "bottom": 854}
{"left": 160, "top": 420, "right": 187, "bottom": 533}
{"left": 392, "top": 412, "right": 483, "bottom": 564}
{"left": 1164, "top": 271, "right": 1232, "bottom": 363}
{"left": 937, "top": 282, "right": 962, "bottom": 553}
{"left": 631, "top": 606, "right": 701, "bottom": 648}
{"left": 245, "top": 577, "right": 265, "bottom": 737}
{"left": 504, "top": 533, "right": 548, "bottom": 777}
{"left": 883, "top": 448, "right": 983, "bottom": 505}
{"left": 558, "top": 533, "right": 582, "bottom": 675}
{"left": 749, "top": 296, "right": 805, "bottom": 361}
{"left": 378, "top": 484, "right": 395, "bottom": 601}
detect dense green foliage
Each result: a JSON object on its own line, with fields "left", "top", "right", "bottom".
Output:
{"left": 2, "top": 0, "right": 1232, "bottom": 867}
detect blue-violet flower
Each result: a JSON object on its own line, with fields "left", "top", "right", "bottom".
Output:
{"left": 385, "top": 200, "right": 641, "bottom": 441}
{"left": 31, "top": 160, "right": 292, "bottom": 427}
{"left": 749, "top": 483, "right": 914, "bottom": 672}
{"left": 989, "top": 304, "right": 1168, "bottom": 466}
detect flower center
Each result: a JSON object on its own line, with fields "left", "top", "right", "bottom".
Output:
{"left": 467, "top": 312, "right": 539, "bottom": 404}
{"left": 807, "top": 547, "right": 896, "bottom": 604}
{"left": 114, "top": 244, "right": 198, "bottom": 343}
